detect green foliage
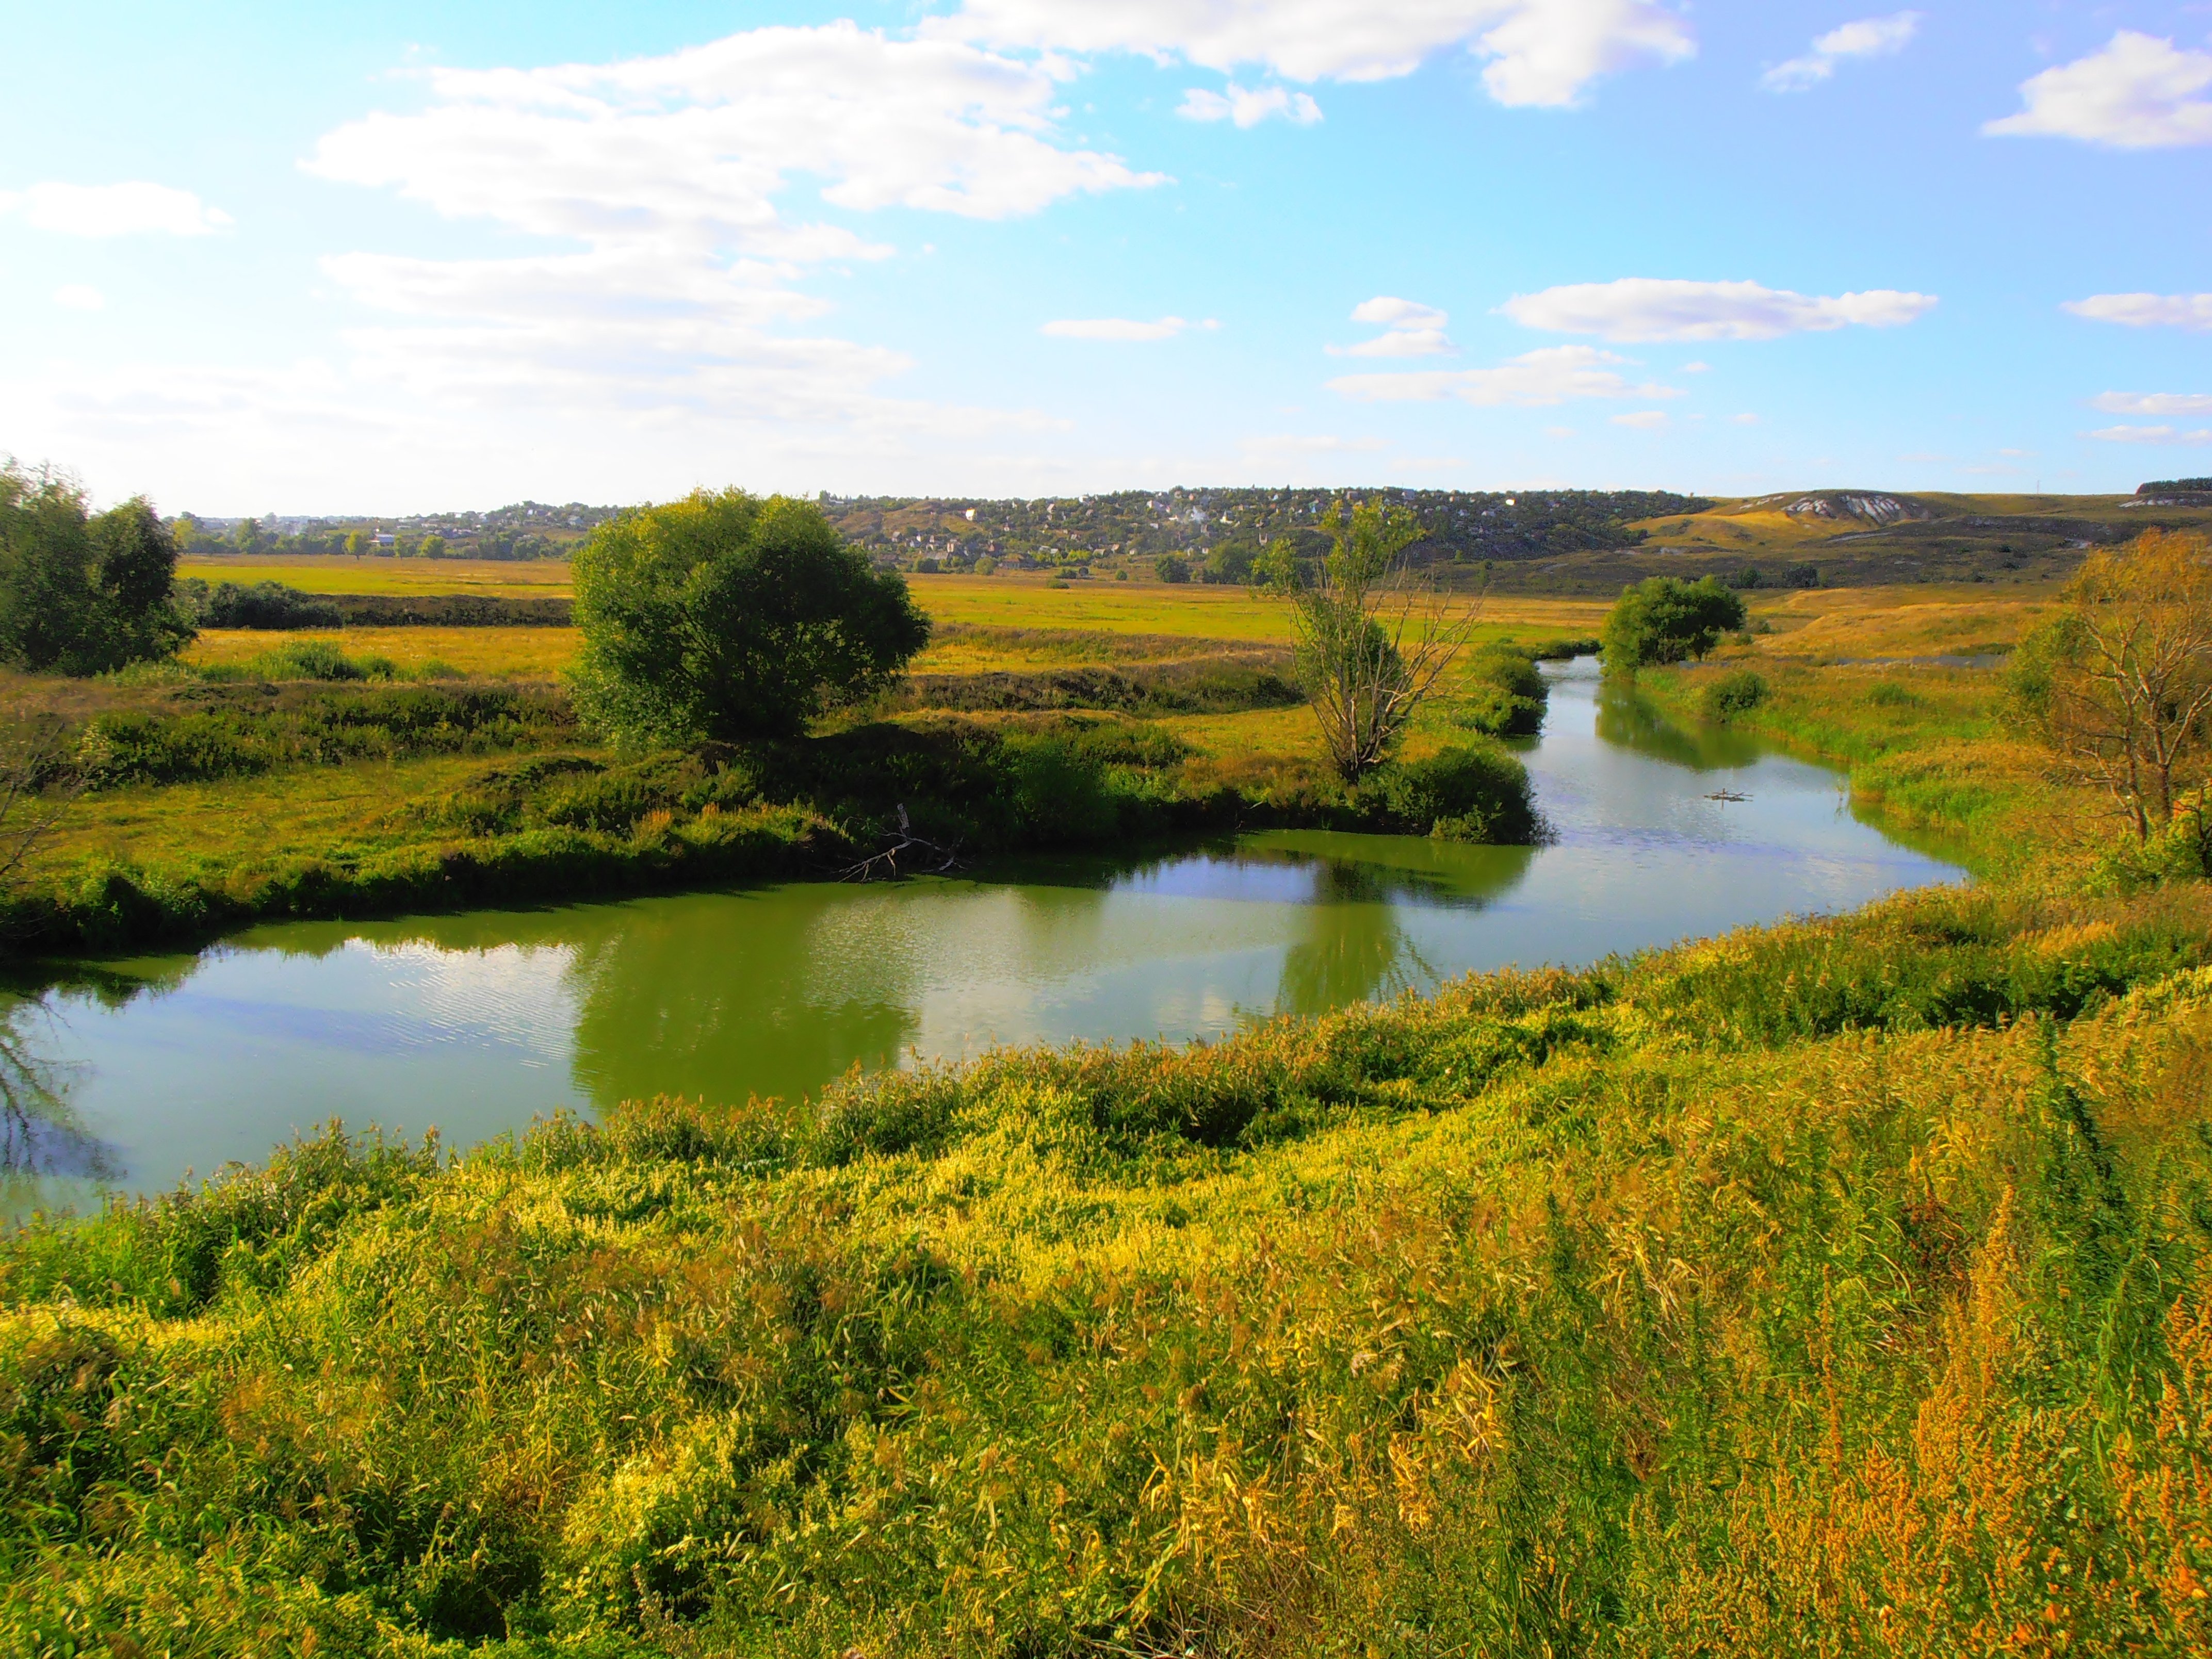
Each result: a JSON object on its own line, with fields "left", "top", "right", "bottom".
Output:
{"left": 1456, "top": 645, "right": 1549, "bottom": 737}
{"left": 1600, "top": 575, "right": 1747, "bottom": 671}
{"left": 0, "top": 466, "right": 193, "bottom": 673}
{"left": 1152, "top": 552, "right": 1191, "bottom": 583}
{"left": 1369, "top": 742, "right": 1542, "bottom": 842}
{"left": 1201, "top": 542, "right": 1256, "bottom": 585}
{"left": 71, "top": 685, "right": 576, "bottom": 788}
{"left": 898, "top": 658, "right": 1303, "bottom": 717}
{"left": 1700, "top": 668, "right": 1769, "bottom": 721}
{"left": 570, "top": 490, "right": 931, "bottom": 745}
{"left": 181, "top": 578, "right": 345, "bottom": 629}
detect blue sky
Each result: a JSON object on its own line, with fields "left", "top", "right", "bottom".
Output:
{"left": 3, "top": 1, "right": 2209, "bottom": 513}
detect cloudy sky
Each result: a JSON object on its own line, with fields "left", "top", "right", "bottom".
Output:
{"left": 4, "top": 1, "right": 2209, "bottom": 513}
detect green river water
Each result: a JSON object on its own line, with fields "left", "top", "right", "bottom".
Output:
{"left": 0, "top": 661, "right": 1964, "bottom": 1216}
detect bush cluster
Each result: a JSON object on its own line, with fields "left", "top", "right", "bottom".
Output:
{"left": 0, "top": 465, "right": 193, "bottom": 673}
{"left": 1454, "top": 645, "right": 1549, "bottom": 737}
{"left": 180, "top": 578, "right": 344, "bottom": 630}
{"left": 72, "top": 684, "right": 576, "bottom": 787}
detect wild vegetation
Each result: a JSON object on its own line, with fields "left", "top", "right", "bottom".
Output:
{"left": 1598, "top": 574, "right": 1748, "bottom": 671}
{"left": 1, "top": 727, "right": 2207, "bottom": 1653}
{"left": 568, "top": 491, "right": 932, "bottom": 747}
{"left": 2009, "top": 530, "right": 2212, "bottom": 848}
{"left": 1264, "top": 501, "right": 1483, "bottom": 782}
{"left": 0, "top": 463, "right": 193, "bottom": 674}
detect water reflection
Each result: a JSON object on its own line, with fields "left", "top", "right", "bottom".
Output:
{"left": 1594, "top": 679, "right": 1768, "bottom": 771}
{"left": 0, "top": 992, "right": 120, "bottom": 1210}
{"left": 6, "top": 658, "right": 1963, "bottom": 1213}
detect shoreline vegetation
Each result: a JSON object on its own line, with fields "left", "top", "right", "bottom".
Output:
{"left": 6, "top": 509, "right": 2212, "bottom": 1651}
{"left": 0, "top": 633, "right": 1551, "bottom": 956}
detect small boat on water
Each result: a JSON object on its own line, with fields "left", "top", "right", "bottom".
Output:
{"left": 1704, "top": 789, "right": 1751, "bottom": 803}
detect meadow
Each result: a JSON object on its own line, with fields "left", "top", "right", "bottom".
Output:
{"left": 4, "top": 576, "right": 2209, "bottom": 1656}
{"left": 4, "top": 675, "right": 2209, "bottom": 1653}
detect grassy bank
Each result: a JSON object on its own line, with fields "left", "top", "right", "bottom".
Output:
{"left": 1, "top": 658, "right": 1542, "bottom": 957}
{"left": 3, "top": 869, "right": 2209, "bottom": 1654}
{"left": 1631, "top": 652, "right": 2076, "bottom": 883}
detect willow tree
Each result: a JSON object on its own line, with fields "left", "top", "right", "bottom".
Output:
{"left": 2011, "top": 529, "right": 2212, "bottom": 844}
{"left": 1263, "top": 498, "right": 1480, "bottom": 782}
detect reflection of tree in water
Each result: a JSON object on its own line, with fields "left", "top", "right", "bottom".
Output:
{"left": 1274, "top": 888, "right": 1436, "bottom": 1017}
{"left": 561, "top": 897, "right": 924, "bottom": 1112}
{"left": 0, "top": 996, "right": 118, "bottom": 1181}
{"left": 1595, "top": 683, "right": 1766, "bottom": 772}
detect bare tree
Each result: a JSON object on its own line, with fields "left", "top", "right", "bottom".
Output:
{"left": 1263, "top": 499, "right": 1482, "bottom": 782}
{"left": 2020, "top": 530, "right": 2212, "bottom": 843}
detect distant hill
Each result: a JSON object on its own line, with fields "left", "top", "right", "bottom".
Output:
{"left": 818, "top": 486, "right": 1709, "bottom": 579}
{"left": 166, "top": 482, "right": 2212, "bottom": 593}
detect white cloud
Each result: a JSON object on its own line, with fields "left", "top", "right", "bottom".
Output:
{"left": 1762, "top": 11, "right": 1920, "bottom": 93}
{"left": 306, "top": 24, "right": 1163, "bottom": 244}
{"left": 1329, "top": 344, "right": 1680, "bottom": 405}
{"left": 1040, "top": 316, "right": 1214, "bottom": 340}
{"left": 1242, "top": 432, "right": 1389, "bottom": 456}
{"left": 939, "top": 0, "right": 1696, "bottom": 108}
{"left": 1179, "top": 83, "right": 1323, "bottom": 125}
{"left": 1331, "top": 330, "right": 1453, "bottom": 358}
{"left": 1352, "top": 296, "right": 1446, "bottom": 328}
{"left": 2065, "top": 292, "right": 2212, "bottom": 331}
{"left": 1501, "top": 278, "right": 1937, "bottom": 341}
{"left": 2090, "top": 392, "right": 2212, "bottom": 416}
{"left": 1729, "top": 412, "right": 1760, "bottom": 425}
{"left": 1681, "top": 359, "right": 1711, "bottom": 372}
{"left": 1985, "top": 31, "right": 2212, "bottom": 148}
{"left": 1331, "top": 295, "right": 1454, "bottom": 357}
{"left": 293, "top": 24, "right": 1171, "bottom": 444}
{"left": 53, "top": 285, "right": 106, "bottom": 311}
{"left": 0, "top": 181, "right": 232, "bottom": 236}
{"left": 1543, "top": 424, "right": 1577, "bottom": 436}
{"left": 1610, "top": 409, "right": 1668, "bottom": 429}
{"left": 2089, "top": 424, "right": 2212, "bottom": 445}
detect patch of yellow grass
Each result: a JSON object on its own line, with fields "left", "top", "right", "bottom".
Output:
{"left": 910, "top": 575, "right": 1608, "bottom": 646}
{"left": 181, "top": 627, "right": 579, "bottom": 679}
{"left": 29, "top": 752, "right": 516, "bottom": 876}
{"left": 177, "top": 556, "right": 574, "bottom": 596}
{"left": 1746, "top": 587, "right": 2056, "bottom": 659}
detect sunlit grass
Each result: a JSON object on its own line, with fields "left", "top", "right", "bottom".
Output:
{"left": 177, "top": 555, "right": 574, "bottom": 595}
{"left": 1747, "top": 585, "right": 2060, "bottom": 659}
{"left": 182, "top": 625, "right": 578, "bottom": 679}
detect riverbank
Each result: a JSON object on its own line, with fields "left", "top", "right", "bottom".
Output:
{"left": 4, "top": 865, "right": 2208, "bottom": 1653}
{"left": 8, "top": 585, "right": 2210, "bottom": 1654}
{"left": 0, "top": 625, "right": 1556, "bottom": 955}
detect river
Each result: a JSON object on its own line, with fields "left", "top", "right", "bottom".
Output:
{"left": 0, "top": 660, "right": 1962, "bottom": 1217}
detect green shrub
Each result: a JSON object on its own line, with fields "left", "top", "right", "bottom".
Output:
{"left": 1700, "top": 669, "right": 1769, "bottom": 721}
{"left": 1456, "top": 646, "right": 1548, "bottom": 737}
{"left": 1370, "top": 743, "right": 1541, "bottom": 843}
{"left": 185, "top": 579, "right": 345, "bottom": 630}
{"left": 1868, "top": 678, "right": 1925, "bottom": 709}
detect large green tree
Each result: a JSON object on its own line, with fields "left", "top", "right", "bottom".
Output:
{"left": 1600, "top": 574, "right": 1746, "bottom": 671}
{"left": 0, "top": 464, "right": 192, "bottom": 673}
{"left": 569, "top": 489, "right": 931, "bottom": 745}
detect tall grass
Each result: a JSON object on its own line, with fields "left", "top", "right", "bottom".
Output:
{"left": 2, "top": 881, "right": 2208, "bottom": 1654}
